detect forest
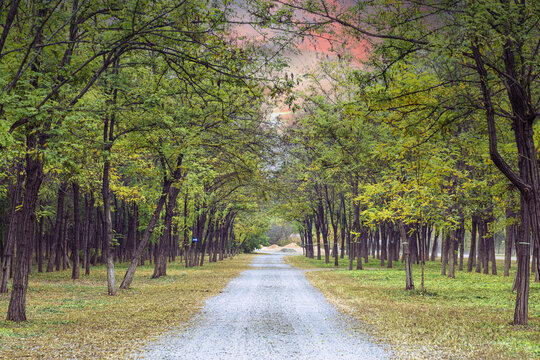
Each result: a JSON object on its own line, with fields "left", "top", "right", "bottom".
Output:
{"left": 0, "top": 0, "right": 538, "bottom": 358}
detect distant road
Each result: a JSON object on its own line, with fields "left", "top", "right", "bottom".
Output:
{"left": 136, "top": 254, "right": 390, "bottom": 360}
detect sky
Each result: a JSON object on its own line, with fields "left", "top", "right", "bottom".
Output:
{"left": 229, "top": 0, "right": 371, "bottom": 123}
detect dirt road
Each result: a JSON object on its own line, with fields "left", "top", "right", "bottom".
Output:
{"left": 136, "top": 254, "right": 390, "bottom": 359}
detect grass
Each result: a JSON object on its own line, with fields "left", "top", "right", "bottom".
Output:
{"left": 0, "top": 255, "right": 255, "bottom": 359}
{"left": 287, "top": 255, "right": 539, "bottom": 360}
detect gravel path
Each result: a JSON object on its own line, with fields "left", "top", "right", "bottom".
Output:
{"left": 135, "top": 254, "right": 390, "bottom": 360}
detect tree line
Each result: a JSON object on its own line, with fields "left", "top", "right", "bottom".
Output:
{"left": 0, "top": 0, "right": 279, "bottom": 322}
{"left": 261, "top": 0, "right": 539, "bottom": 326}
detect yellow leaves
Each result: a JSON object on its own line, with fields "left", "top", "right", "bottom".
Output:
{"left": 110, "top": 183, "right": 146, "bottom": 204}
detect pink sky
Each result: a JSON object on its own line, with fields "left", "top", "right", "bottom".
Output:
{"left": 231, "top": 1, "right": 370, "bottom": 120}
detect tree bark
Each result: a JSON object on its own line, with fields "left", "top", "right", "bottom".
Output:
{"left": 305, "top": 217, "right": 314, "bottom": 258}
{"left": 120, "top": 156, "right": 183, "bottom": 289}
{"left": 37, "top": 218, "right": 43, "bottom": 273}
{"left": 458, "top": 219, "right": 465, "bottom": 271}
{"left": 71, "top": 183, "right": 80, "bottom": 279}
{"left": 314, "top": 213, "right": 321, "bottom": 260}
{"left": 472, "top": 41, "right": 537, "bottom": 325}
{"left": 380, "top": 223, "right": 387, "bottom": 267}
{"left": 482, "top": 221, "right": 489, "bottom": 275}
{"left": 476, "top": 221, "right": 484, "bottom": 274}
{"left": 387, "top": 226, "right": 394, "bottom": 269}
{"left": 84, "top": 195, "right": 94, "bottom": 275}
{"left": 316, "top": 195, "right": 330, "bottom": 264}
{"left": 514, "top": 202, "right": 530, "bottom": 325}
{"left": 467, "top": 217, "right": 477, "bottom": 272}
{"left": 488, "top": 217, "right": 497, "bottom": 275}
{"left": 356, "top": 240, "right": 362, "bottom": 270}
{"left": 441, "top": 231, "right": 448, "bottom": 276}
{"left": 448, "top": 230, "right": 455, "bottom": 279}
{"left": 47, "top": 183, "right": 67, "bottom": 272}
{"left": 419, "top": 223, "right": 426, "bottom": 293}
{"left": 152, "top": 187, "right": 180, "bottom": 278}
{"left": 102, "top": 155, "right": 116, "bottom": 295}
{"left": 430, "top": 229, "right": 438, "bottom": 261}
{"left": 504, "top": 208, "right": 514, "bottom": 277}
{"left": 398, "top": 220, "right": 414, "bottom": 290}
{"left": 0, "top": 165, "right": 23, "bottom": 293}
{"left": 7, "top": 133, "right": 44, "bottom": 321}
{"left": 323, "top": 185, "right": 339, "bottom": 267}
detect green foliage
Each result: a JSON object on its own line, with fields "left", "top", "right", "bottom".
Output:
{"left": 241, "top": 234, "right": 269, "bottom": 253}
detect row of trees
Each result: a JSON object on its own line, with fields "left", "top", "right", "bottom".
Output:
{"left": 262, "top": 0, "right": 539, "bottom": 326}
{"left": 0, "top": 0, "right": 278, "bottom": 322}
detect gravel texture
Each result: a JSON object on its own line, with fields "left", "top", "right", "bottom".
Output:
{"left": 135, "top": 254, "right": 391, "bottom": 360}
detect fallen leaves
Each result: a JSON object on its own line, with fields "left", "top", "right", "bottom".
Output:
{"left": 0, "top": 255, "right": 255, "bottom": 359}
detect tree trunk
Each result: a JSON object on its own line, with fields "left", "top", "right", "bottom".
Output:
{"left": 120, "top": 156, "right": 182, "bottom": 288}
{"left": 101, "top": 56, "right": 120, "bottom": 295}
{"left": 356, "top": 240, "right": 362, "bottom": 270}
{"left": 349, "top": 236, "right": 354, "bottom": 270}
{"left": 183, "top": 190, "right": 190, "bottom": 267}
{"left": 352, "top": 174, "right": 360, "bottom": 268}
{"left": 467, "top": 217, "right": 477, "bottom": 272}
{"left": 472, "top": 42, "right": 537, "bottom": 325}
{"left": 430, "top": 229, "right": 438, "bottom": 261}
{"left": 199, "top": 211, "right": 213, "bottom": 267}
{"left": 120, "top": 180, "right": 171, "bottom": 288}
{"left": 0, "top": 165, "right": 23, "bottom": 293}
{"left": 387, "top": 227, "right": 394, "bottom": 269}
{"left": 458, "top": 219, "right": 465, "bottom": 271}
{"left": 339, "top": 194, "right": 346, "bottom": 259}
{"left": 84, "top": 195, "right": 94, "bottom": 275}
{"left": 380, "top": 223, "right": 387, "bottom": 267}
{"left": 332, "top": 223, "right": 339, "bottom": 267}
{"left": 317, "top": 198, "right": 330, "bottom": 264}
{"left": 62, "top": 208, "right": 70, "bottom": 270}
{"left": 533, "top": 243, "right": 539, "bottom": 283}
{"left": 482, "top": 221, "right": 489, "bottom": 275}
{"left": 299, "top": 227, "right": 305, "bottom": 256}
{"left": 152, "top": 187, "right": 180, "bottom": 278}
{"left": 441, "top": 231, "right": 448, "bottom": 276}
{"left": 398, "top": 220, "right": 414, "bottom": 290}
{"left": 375, "top": 227, "right": 380, "bottom": 260}
{"left": 363, "top": 229, "right": 369, "bottom": 264}
{"left": 306, "top": 217, "right": 314, "bottom": 259}
{"left": 61, "top": 210, "right": 69, "bottom": 270}
{"left": 504, "top": 208, "right": 515, "bottom": 277}
{"left": 102, "top": 155, "right": 116, "bottom": 296}
{"left": 314, "top": 214, "right": 321, "bottom": 260}
{"left": 323, "top": 185, "right": 339, "bottom": 267}
{"left": 419, "top": 223, "right": 426, "bottom": 294}
{"left": 37, "top": 218, "right": 43, "bottom": 273}
{"left": 514, "top": 201, "right": 530, "bottom": 325}
{"left": 7, "top": 133, "right": 44, "bottom": 321}
{"left": 488, "top": 221, "right": 497, "bottom": 276}
{"left": 127, "top": 203, "right": 137, "bottom": 262}
{"left": 448, "top": 230, "right": 455, "bottom": 279}
{"left": 425, "top": 225, "right": 432, "bottom": 262}
{"left": 71, "top": 183, "right": 80, "bottom": 279}
{"left": 476, "top": 221, "right": 484, "bottom": 274}
{"left": 47, "top": 183, "right": 67, "bottom": 272}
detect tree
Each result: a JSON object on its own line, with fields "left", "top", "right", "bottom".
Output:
{"left": 253, "top": 0, "right": 539, "bottom": 326}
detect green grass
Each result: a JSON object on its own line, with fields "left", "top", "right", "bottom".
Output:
{"left": 287, "top": 255, "right": 539, "bottom": 360}
{"left": 0, "top": 255, "right": 255, "bottom": 359}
